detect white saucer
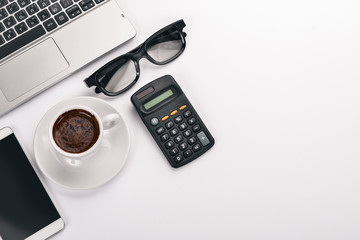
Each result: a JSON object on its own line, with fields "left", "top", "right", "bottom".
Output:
{"left": 34, "top": 96, "right": 130, "bottom": 190}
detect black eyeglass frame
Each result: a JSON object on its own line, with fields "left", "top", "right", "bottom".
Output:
{"left": 84, "top": 19, "right": 187, "bottom": 96}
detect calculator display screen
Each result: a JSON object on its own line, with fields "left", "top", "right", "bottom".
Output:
{"left": 144, "top": 89, "right": 174, "bottom": 110}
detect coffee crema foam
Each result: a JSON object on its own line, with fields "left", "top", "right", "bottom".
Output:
{"left": 52, "top": 109, "right": 100, "bottom": 153}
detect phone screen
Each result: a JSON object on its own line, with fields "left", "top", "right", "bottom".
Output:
{"left": 0, "top": 133, "right": 61, "bottom": 240}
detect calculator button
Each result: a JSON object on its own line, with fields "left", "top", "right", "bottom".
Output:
{"left": 156, "top": 126, "right": 165, "bottom": 135}
{"left": 183, "top": 129, "right": 192, "bottom": 138}
{"left": 178, "top": 123, "right": 187, "bottom": 131}
{"left": 170, "top": 110, "right": 178, "bottom": 116}
{"left": 188, "top": 117, "right": 196, "bottom": 125}
{"left": 160, "top": 133, "right": 170, "bottom": 142}
{"left": 174, "top": 135, "right": 183, "bottom": 143}
{"left": 170, "top": 128, "right": 179, "bottom": 136}
{"left": 150, "top": 117, "right": 159, "bottom": 126}
{"left": 193, "top": 143, "right": 201, "bottom": 152}
{"left": 179, "top": 105, "right": 187, "bottom": 110}
{"left": 183, "top": 110, "right": 191, "bottom": 118}
{"left": 165, "top": 140, "right": 174, "bottom": 149}
{"left": 183, "top": 149, "right": 193, "bottom": 158}
{"left": 174, "top": 115, "right": 183, "bottom": 123}
{"left": 165, "top": 121, "right": 174, "bottom": 129}
{"left": 188, "top": 137, "right": 196, "bottom": 145}
{"left": 179, "top": 142, "right": 188, "bottom": 151}
{"left": 192, "top": 124, "right": 201, "bottom": 132}
{"left": 197, "top": 131, "right": 210, "bottom": 146}
{"left": 161, "top": 115, "right": 169, "bottom": 121}
{"left": 174, "top": 154, "right": 183, "bottom": 163}
{"left": 170, "top": 147, "right": 179, "bottom": 156}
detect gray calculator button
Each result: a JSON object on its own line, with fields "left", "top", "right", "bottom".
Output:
{"left": 183, "top": 129, "right": 191, "bottom": 138}
{"left": 160, "top": 133, "right": 170, "bottom": 142}
{"left": 188, "top": 117, "right": 196, "bottom": 125}
{"left": 174, "top": 115, "right": 182, "bottom": 123}
{"left": 170, "top": 147, "right": 179, "bottom": 156}
{"left": 156, "top": 126, "right": 165, "bottom": 135}
{"left": 197, "top": 131, "right": 210, "bottom": 146}
{"left": 183, "top": 149, "right": 192, "bottom": 158}
{"left": 179, "top": 122, "right": 187, "bottom": 130}
{"left": 192, "top": 124, "right": 201, "bottom": 132}
{"left": 188, "top": 137, "right": 196, "bottom": 145}
{"left": 179, "top": 142, "right": 188, "bottom": 151}
{"left": 165, "top": 121, "right": 174, "bottom": 129}
{"left": 170, "top": 128, "right": 179, "bottom": 136}
{"left": 165, "top": 140, "right": 174, "bottom": 149}
{"left": 183, "top": 110, "right": 192, "bottom": 118}
{"left": 193, "top": 143, "right": 201, "bottom": 152}
{"left": 150, "top": 117, "right": 159, "bottom": 126}
{"left": 174, "top": 154, "right": 183, "bottom": 163}
{"left": 174, "top": 135, "right": 183, "bottom": 143}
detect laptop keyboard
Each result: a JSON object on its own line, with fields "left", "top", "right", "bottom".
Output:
{"left": 0, "top": 0, "right": 104, "bottom": 60}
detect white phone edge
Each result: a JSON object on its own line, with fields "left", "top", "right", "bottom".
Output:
{"left": 25, "top": 219, "right": 65, "bottom": 240}
{"left": 0, "top": 126, "right": 13, "bottom": 139}
{"left": 0, "top": 127, "right": 65, "bottom": 240}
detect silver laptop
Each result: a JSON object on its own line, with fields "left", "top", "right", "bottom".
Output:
{"left": 0, "top": 0, "right": 136, "bottom": 116}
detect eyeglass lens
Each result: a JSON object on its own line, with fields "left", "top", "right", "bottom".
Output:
{"left": 97, "top": 57, "right": 137, "bottom": 93}
{"left": 97, "top": 26, "right": 184, "bottom": 94}
{"left": 146, "top": 27, "right": 183, "bottom": 63}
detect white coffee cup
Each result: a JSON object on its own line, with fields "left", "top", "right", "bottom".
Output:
{"left": 49, "top": 105, "right": 120, "bottom": 165}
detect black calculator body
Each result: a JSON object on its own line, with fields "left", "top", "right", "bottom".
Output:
{"left": 131, "top": 75, "right": 215, "bottom": 168}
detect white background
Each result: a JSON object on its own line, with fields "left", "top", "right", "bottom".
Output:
{"left": 1, "top": 0, "right": 360, "bottom": 239}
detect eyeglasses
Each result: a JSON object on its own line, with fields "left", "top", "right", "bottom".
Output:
{"left": 84, "top": 19, "right": 187, "bottom": 96}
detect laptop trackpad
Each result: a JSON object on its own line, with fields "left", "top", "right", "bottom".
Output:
{"left": 0, "top": 38, "right": 69, "bottom": 101}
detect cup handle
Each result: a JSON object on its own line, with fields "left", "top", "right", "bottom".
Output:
{"left": 101, "top": 113, "right": 121, "bottom": 130}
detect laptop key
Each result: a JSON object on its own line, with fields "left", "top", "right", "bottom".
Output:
{"left": 54, "top": 11, "right": 68, "bottom": 25}
{"left": 14, "top": 22, "right": 28, "bottom": 34}
{"left": 3, "top": 16, "right": 16, "bottom": 28}
{"left": 26, "top": 3, "right": 39, "bottom": 15}
{"left": 26, "top": 15, "right": 39, "bottom": 27}
{"left": 15, "top": 9, "right": 28, "bottom": 21}
{"left": 0, "top": 24, "right": 46, "bottom": 60}
{"left": 3, "top": 28, "right": 16, "bottom": 41}
{"left": 0, "top": 8, "right": 7, "bottom": 20}
{"left": 49, "top": 2, "right": 61, "bottom": 14}
{"left": 59, "top": 0, "right": 72, "bottom": 8}
{"left": 79, "top": 0, "right": 94, "bottom": 11}
{"left": 66, "top": 5, "right": 81, "bottom": 18}
{"left": 0, "top": 0, "right": 8, "bottom": 8}
{"left": 43, "top": 18, "right": 57, "bottom": 31}
{"left": 18, "top": 0, "right": 31, "bottom": 7}
{"left": 6, "top": 2, "right": 19, "bottom": 13}
{"left": 37, "top": 0, "right": 50, "bottom": 8}
{"left": 0, "top": 22, "right": 4, "bottom": 32}
{"left": 37, "top": 9, "right": 50, "bottom": 21}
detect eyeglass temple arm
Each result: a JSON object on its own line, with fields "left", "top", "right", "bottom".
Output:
{"left": 84, "top": 73, "right": 96, "bottom": 87}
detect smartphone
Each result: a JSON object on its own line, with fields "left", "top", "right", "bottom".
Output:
{"left": 0, "top": 127, "right": 64, "bottom": 240}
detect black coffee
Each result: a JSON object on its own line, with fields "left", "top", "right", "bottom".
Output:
{"left": 52, "top": 109, "right": 100, "bottom": 154}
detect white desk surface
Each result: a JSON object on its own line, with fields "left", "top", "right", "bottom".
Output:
{"left": 1, "top": 0, "right": 360, "bottom": 239}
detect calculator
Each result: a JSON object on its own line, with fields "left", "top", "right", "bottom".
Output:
{"left": 131, "top": 75, "right": 215, "bottom": 168}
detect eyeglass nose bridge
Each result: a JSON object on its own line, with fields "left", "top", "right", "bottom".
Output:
{"left": 127, "top": 44, "right": 152, "bottom": 64}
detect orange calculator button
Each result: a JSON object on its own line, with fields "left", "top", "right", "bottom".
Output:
{"left": 179, "top": 105, "right": 187, "bottom": 110}
{"left": 161, "top": 116, "right": 169, "bottom": 121}
{"left": 170, "top": 110, "right": 178, "bottom": 116}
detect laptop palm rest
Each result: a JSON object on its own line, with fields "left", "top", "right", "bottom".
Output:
{"left": 0, "top": 38, "right": 69, "bottom": 102}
